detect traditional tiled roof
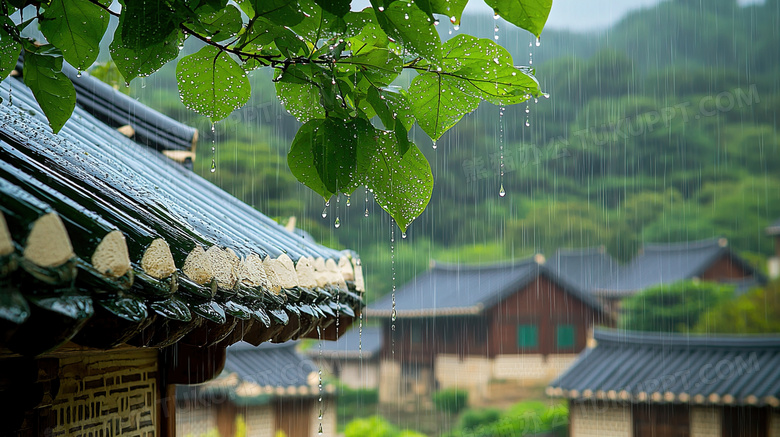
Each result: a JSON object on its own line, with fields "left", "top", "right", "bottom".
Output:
{"left": 0, "top": 69, "right": 363, "bottom": 356}
{"left": 548, "top": 329, "right": 780, "bottom": 407}
{"left": 595, "top": 238, "right": 763, "bottom": 297}
{"left": 177, "top": 341, "right": 333, "bottom": 405}
{"left": 547, "top": 246, "right": 619, "bottom": 292}
{"left": 366, "top": 257, "right": 604, "bottom": 318}
{"left": 305, "top": 325, "right": 383, "bottom": 360}
{"left": 767, "top": 218, "right": 780, "bottom": 236}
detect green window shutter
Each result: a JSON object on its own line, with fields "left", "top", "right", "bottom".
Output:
{"left": 517, "top": 324, "right": 538, "bottom": 348}
{"left": 557, "top": 324, "right": 575, "bottom": 349}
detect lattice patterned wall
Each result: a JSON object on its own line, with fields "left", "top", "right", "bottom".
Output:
{"left": 48, "top": 349, "right": 159, "bottom": 437}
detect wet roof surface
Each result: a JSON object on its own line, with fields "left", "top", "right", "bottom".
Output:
{"left": 549, "top": 329, "right": 780, "bottom": 406}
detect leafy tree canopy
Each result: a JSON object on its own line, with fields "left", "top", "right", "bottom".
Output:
{"left": 0, "top": 0, "right": 552, "bottom": 230}
{"left": 619, "top": 280, "right": 735, "bottom": 333}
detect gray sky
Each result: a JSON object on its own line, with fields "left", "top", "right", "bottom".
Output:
{"left": 353, "top": 0, "right": 764, "bottom": 32}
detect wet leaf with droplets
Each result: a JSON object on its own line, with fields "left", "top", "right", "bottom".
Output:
{"left": 22, "top": 45, "right": 77, "bottom": 134}
{"left": 484, "top": 0, "right": 552, "bottom": 38}
{"left": 176, "top": 45, "right": 251, "bottom": 122}
{"left": 39, "top": 0, "right": 109, "bottom": 72}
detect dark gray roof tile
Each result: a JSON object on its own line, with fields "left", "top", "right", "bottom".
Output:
{"left": 550, "top": 329, "right": 780, "bottom": 406}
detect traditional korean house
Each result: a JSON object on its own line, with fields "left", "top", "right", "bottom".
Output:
{"left": 552, "top": 239, "right": 765, "bottom": 314}
{"left": 548, "top": 329, "right": 780, "bottom": 437}
{"left": 768, "top": 218, "right": 780, "bottom": 279}
{"left": 547, "top": 246, "right": 619, "bottom": 295}
{"left": 365, "top": 257, "right": 613, "bottom": 406}
{"left": 305, "top": 325, "right": 382, "bottom": 390}
{"left": 176, "top": 341, "right": 336, "bottom": 437}
{"left": 0, "top": 64, "right": 363, "bottom": 436}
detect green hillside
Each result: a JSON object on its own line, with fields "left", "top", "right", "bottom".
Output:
{"left": 129, "top": 0, "right": 780, "bottom": 301}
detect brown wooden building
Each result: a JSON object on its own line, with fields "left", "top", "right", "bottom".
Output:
{"left": 176, "top": 341, "right": 337, "bottom": 437}
{"left": 591, "top": 238, "right": 764, "bottom": 305}
{"left": 366, "top": 258, "right": 613, "bottom": 405}
{"left": 548, "top": 329, "right": 780, "bottom": 437}
{"left": 0, "top": 67, "right": 362, "bottom": 435}
{"left": 768, "top": 218, "right": 780, "bottom": 279}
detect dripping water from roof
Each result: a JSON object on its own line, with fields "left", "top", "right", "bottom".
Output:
{"left": 334, "top": 193, "right": 340, "bottom": 228}
{"left": 210, "top": 123, "right": 216, "bottom": 173}
{"left": 390, "top": 217, "right": 397, "bottom": 361}
{"left": 317, "top": 325, "right": 324, "bottom": 434}
{"left": 364, "top": 186, "right": 369, "bottom": 217}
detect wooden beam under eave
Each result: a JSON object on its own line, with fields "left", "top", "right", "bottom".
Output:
{"left": 160, "top": 342, "right": 227, "bottom": 385}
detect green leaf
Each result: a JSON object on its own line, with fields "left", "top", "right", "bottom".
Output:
{"left": 275, "top": 63, "right": 338, "bottom": 122}
{"left": 344, "top": 9, "right": 388, "bottom": 48}
{"left": 408, "top": 72, "right": 480, "bottom": 141}
{"left": 39, "top": 0, "right": 109, "bottom": 72}
{"left": 118, "top": 0, "right": 179, "bottom": 50}
{"left": 415, "top": 0, "right": 469, "bottom": 25}
{"left": 110, "top": 26, "right": 182, "bottom": 82}
{"left": 338, "top": 46, "right": 401, "bottom": 87}
{"left": 442, "top": 34, "right": 540, "bottom": 105}
{"left": 314, "top": 0, "right": 350, "bottom": 17}
{"left": 194, "top": 4, "right": 243, "bottom": 42}
{"left": 293, "top": 0, "right": 347, "bottom": 44}
{"left": 240, "top": 17, "right": 309, "bottom": 57}
{"left": 484, "top": 0, "right": 552, "bottom": 37}
{"left": 313, "top": 117, "right": 368, "bottom": 194}
{"left": 176, "top": 46, "right": 251, "bottom": 122}
{"left": 0, "top": 17, "right": 21, "bottom": 79}
{"left": 366, "top": 87, "right": 413, "bottom": 155}
{"left": 288, "top": 119, "right": 332, "bottom": 199}
{"left": 240, "top": 0, "right": 305, "bottom": 27}
{"left": 357, "top": 133, "right": 433, "bottom": 231}
{"left": 22, "top": 46, "right": 77, "bottom": 134}
{"left": 371, "top": 1, "right": 441, "bottom": 63}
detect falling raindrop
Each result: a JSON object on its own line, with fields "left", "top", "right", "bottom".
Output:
{"left": 210, "top": 123, "right": 216, "bottom": 173}
{"left": 345, "top": 195, "right": 351, "bottom": 207}
{"left": 317, "top": 326, "right": 323, "bottom": 434}
{"left": 499, "top": 184, "right": 506, "bottom": 197}
{"left": 321, "top": 207, "right": 328, "bottom": 219}
{"left": 334, "top": 217, "right": 341, "bottom": 228}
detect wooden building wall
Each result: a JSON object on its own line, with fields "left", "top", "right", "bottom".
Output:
{"left": 382, "top": 273, "right": 611, "bottom": 364}
{"left": 488, "top": 275, "right": 607, "bottom": 357}
{"left": 701, "top": 254, "right": 754, "bottom": 281}
{"left": 0, "top": 347, "right": 160, "bottom": 437}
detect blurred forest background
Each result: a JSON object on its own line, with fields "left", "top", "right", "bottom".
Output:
{"left": 122, "top": 0, "right": 780, "bottom": 304}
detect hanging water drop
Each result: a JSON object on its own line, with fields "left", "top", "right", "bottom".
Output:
{"left": 536, "top": 36, "right": 541, "bottom": 46}
{"left": 432, "top": 140, "right": 437, "bottom": 150}
{"left": 499, "top": 184, "right": 506, "bottom": 197}
{"left": 334, "top": 217, "right": 341, "bottom": 228}
{"left": 346, "top": 195, "right": 351, "bottom": 207}
{"left": 402, "top": 232, "right": 407, "bottom": 239}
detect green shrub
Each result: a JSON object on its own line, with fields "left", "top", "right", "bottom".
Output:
{"left": 458, "top": 408, "right": 501, "bottom": 431}
{"left": 344, "top": 416, "right": 425, "bottom": 437}
{"left": 619, "top": 280, "right": 735, "bottom": 333}
{"left": 339, "top": 386, "right": 379, "bottom": 405}
{"left": 432, "top": 388, "right": 468, "bottom": 414}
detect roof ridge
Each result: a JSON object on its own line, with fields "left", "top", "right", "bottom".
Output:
{"left": 552, "top": 246, "right": 607, "bottom": 256}
{"left": 641, "top": 237, "right": 726, "bottom": 252}
{"left": 594, "top": 328, "right": 780, "bottom": 348}
{"left": 431, "top": 257, "right": 539, "bottom": 271}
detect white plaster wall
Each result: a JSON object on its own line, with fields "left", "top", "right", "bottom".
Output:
{"left": 244, "top": 405, "right": 274, "bottom": 437}
{"left": 570, "top": 403, "right": 632, "bottom": 437}
{"left": 690, "top": 407, "right": 721, "bottom": 437}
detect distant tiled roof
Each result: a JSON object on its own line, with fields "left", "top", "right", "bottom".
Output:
{"left": 177, "top": 341, "right": 333, "bottom": 405}
{"left": 548, "top": 246, "right": 619, "bottom": 292}
{"left": 0, "top": 69, "right": 363, "bottom": 356}
{"left": 225, "top": 341, "right": 317, "bottom": 389}
{"left": 767, "top": 218, "right": 780, "bottom": 236}
{"left": 366, "top": 258, "right": 604, "bottom": 317}
{"left": 548, "top": 329, "right": 780, "bottom": 407}
{"left": 305, "top": 325, "right": 383, "bottom": 359}
{"left": 595, "top": 238, "right": 763, "bottom": 297}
